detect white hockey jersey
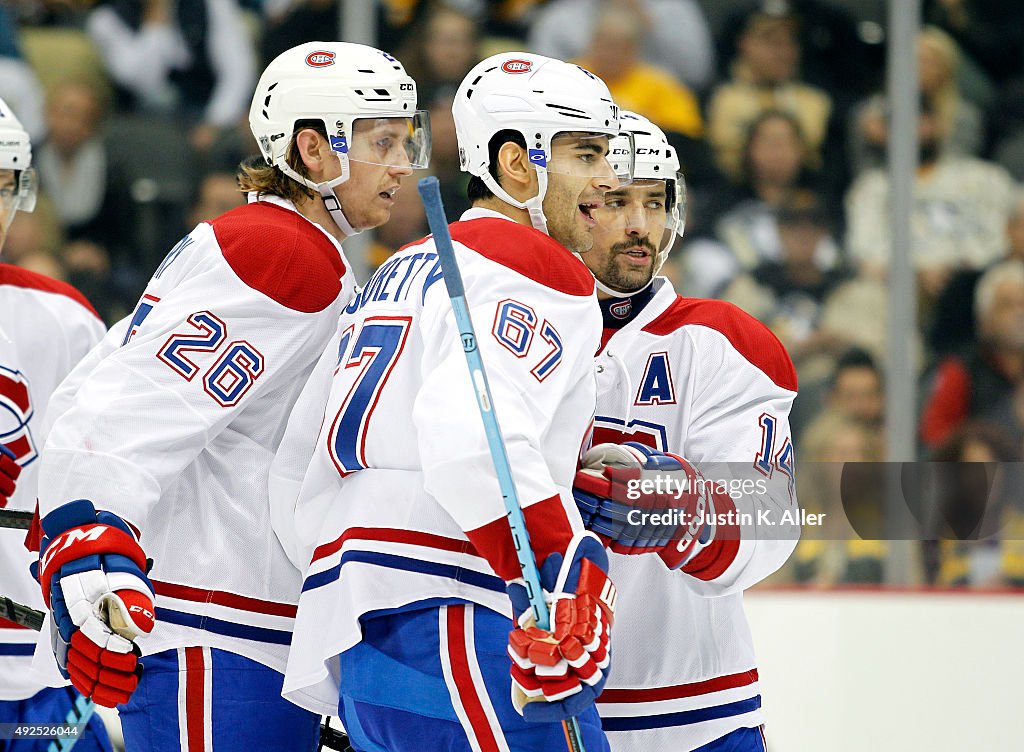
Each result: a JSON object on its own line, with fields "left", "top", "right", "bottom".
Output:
{"left": 35, "top": 195, "right": 356, "bottom": 675}
{"left": 271, "top": 208, "right": 601, "bottom": 714}
{"left": 591, "top": 278, "right": 799, "bottom": 751}
{"left": 0, "top": 265, "right": 106, "bottom": 700}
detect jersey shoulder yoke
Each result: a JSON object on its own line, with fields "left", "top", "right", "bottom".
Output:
{"left": 0, "top": 263, "right": 100, "bottom": 320}
{"left": 645, "top": 296, "right": 797, "bottom": 391}
{"left": 449, "top": 218, "right": 594, "bottom": 297}
{"left": 210, "top": 202, "right": 346, "bottom": 313}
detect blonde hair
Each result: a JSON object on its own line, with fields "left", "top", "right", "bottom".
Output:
{"left": 918, "top": 25, "right": 961, "bottom": 139}
{"left": 974, "top": 259, "right": 1024, "bottom": 326}
{"left": 236, "top": 121, "right": 327, "bottom": 205}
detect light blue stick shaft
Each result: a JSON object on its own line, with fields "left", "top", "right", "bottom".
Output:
{"left": 3, "top": 598, "right": 96, "bottom": 752}
{"left": 48, "top": 686, "right": 95, "bottom": 752}
{"left": 417, "top": 176, "right": 586, "bottom": 752}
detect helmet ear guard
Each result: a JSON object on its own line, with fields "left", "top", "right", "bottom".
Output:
{"left": 249, "top": 42, "right": 430, "bottom": 236}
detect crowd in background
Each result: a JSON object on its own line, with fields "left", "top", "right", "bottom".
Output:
{"left": 3, "top": 0, "right": 1023, "bottom": 588}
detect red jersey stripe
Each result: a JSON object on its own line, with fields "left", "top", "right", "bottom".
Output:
{"left": 184, "top": 647, "right": 206, "bottom": 752}
{"left": 599, "top": 668, "right": 759, "bottom": 703}
{"left": 445, "top": 605, "right": 503, "bottom": 752}
{"left": 152, "top": 580, "right": 297, "bottom": 618}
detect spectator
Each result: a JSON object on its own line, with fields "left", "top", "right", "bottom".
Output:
{"left": 723, "top": 190, "right": 849, "bottom": 388}
{"left": 826, "top": 347, "right": 885, "bottom": 432}
{"left": 85, "top": 0, "right": 257, "bottom": 151}
{"left": 925, "top": 421, "right": 1024, "bottom": 588}
{"left": 36, "top": 80, "right": 112, "bottom": 239}
{"left": 573, "top": 3, "right": 702, "bottom": 142}
{"left": 846, "top": 99, "right": 1018, "bottom": 294}
{"left": 15, "top": 248, "right": 66, "bottom": 280}
{"left": 528, "top": 0, "right": 715, "bottom": 93}
{"left": 423, "top": 86, "right": 469, "bottom": 220}
{"left": 670, "top": 193, "right": 740, "bottom": 299}
{"left": 784, "top": 410, "right": 886, "bottom": 585}
{"left": 260, "top": 0, "right": 337, "bottom": 68}
{"left": 921, "top": 260, "right": 1024, "bottom": 451}
{"left": 715, "top": 112, "right": 831, "bottom": 270}
{"left": 399, "top": 3, "right": 480, "bottom": 100}
{"left": 0, "top": 3, "right": 45, "bottom": 142}
{"left": 718, "top": 0, "right": 881, "bottom": 112}
{"left": 187, "top": 170, "right": 244, "bottom": 228}
{"left": 849, "top": 27, "right": 984, "bottom": 176}
{"left": 924, "top": 0, "right": 1024, "bottom": 93}
{"left": 706, "top": 1, "right": 832, "bottom": 182}
{"left": 929, "top": 189, "right": 1024, "bottom": 357}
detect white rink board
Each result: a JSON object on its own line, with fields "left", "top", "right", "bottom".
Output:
{"left": 744, "top": 589, "right": 1024, "bottom": 752}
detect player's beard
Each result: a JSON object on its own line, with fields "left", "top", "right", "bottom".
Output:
{"left": 592, "top": 237, "right": 657, "bottom": 294}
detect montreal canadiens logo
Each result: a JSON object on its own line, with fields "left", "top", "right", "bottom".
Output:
{"left": 0, "top": 364, "right": 37, "bottom": 469}
{"left": 305, "top": 51, "right": 335, "bottom": 68}
{"left": 610, "top": 299, "right": 633, "bottom": 319}
{"left": 501, "top": 59, "right": 532, "bottom": 74}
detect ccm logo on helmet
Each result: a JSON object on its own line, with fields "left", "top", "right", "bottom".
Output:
{"left": 305, "top": 51, "right": 336, "bottom": 68}
{"left": 501, "top": 59, "right": 532, "bottom": 74}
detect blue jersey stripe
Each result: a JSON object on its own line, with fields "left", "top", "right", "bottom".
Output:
{"left": 155, "top": 608, "right": 293, "bottom": 645}
{"left": 302, "top": 550, "right": 506, "bottom": 594}
{"left": 0, "top": 643, "right": 35, "bottom": 656}
{"left": 602, "top": 696, "right": 762, "bottom": 731}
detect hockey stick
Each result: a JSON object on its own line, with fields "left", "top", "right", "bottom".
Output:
{"left": 1, "top": 594, "right": 44, "bottom": 631}
{"left": 47, "top": 692, "right": 93, "bottom": 752}
{"left": 417, "top": 176, "right": 587, "bottom": 752}
{"left": 2, "top": 598, "right": 353, "bottom": 751}
{"left": 0, "top": 507, "right": 33, "bottom": 529}
{"left": 0, "top": 597, "right": 95, "bottom": 751}
{"left": 319, "top": 718, "right": 354, "bottom": 752}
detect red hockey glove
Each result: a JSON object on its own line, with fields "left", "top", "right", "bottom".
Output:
{"left": 0, "top": 444, "right": 22, "bottom": 507}
{"left": 37, "top": 499, "right": 155, "bottom": 707}
{"left": 506, "top": 532, "right": 616, "bottom": 723}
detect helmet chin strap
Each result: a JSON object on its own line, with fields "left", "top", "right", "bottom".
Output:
{"left": 318, "top": 185, "right": 361, "bottom": 237}
{"left": 595, "top": 277, "right": 653, "bottom": 299}
{"left": 481, "top": 169, "right": 550, "bottom": 236}
{"left": 280, "top": 160, "right": 362, "bottom": 238}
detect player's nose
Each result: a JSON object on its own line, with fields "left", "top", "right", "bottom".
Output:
{"left": 624, "top": 206, "right": 646, "bottom": 233}
{"left": 388, "top": 160, "right": 413, "bottom": 177}
{"left": 591, "top": 157, "right": 620, "bottom": 192}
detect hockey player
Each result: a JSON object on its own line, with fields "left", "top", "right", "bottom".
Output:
{"left": 32, "top": 43, "right": 429, "bottom": 752}
{"left": 0, "top": 97, "right": 111, "bottom": 751}
{"left": 574, "top": 113, "right": 799, "bottom": 751}
{"left": 269, "top": 53, "right": 630, "bottom": 751}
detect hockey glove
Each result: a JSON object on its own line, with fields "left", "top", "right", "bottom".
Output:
{"left": 573, "top": 442, "right": 716, "bottom": 569}
{"left": 506, "top": 531, "right": 616, "bottom": 723}
{"left": 0, "top": 443, "right": 22, "bottom": 507}
{"left": 36, "top": 499, "right": 155, "bottom": 707}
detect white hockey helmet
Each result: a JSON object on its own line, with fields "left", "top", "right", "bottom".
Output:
{"left": 0, "top": 97, "right": 37, "bottom": 238}
{"left": 250, "top": 41, "right": 430, "bottom": 236}
{"left": 598, "top": 111, "right": 686, "bottom": 298}
{"left": 452, "top": 52, "right": 631, "bottom": 235}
